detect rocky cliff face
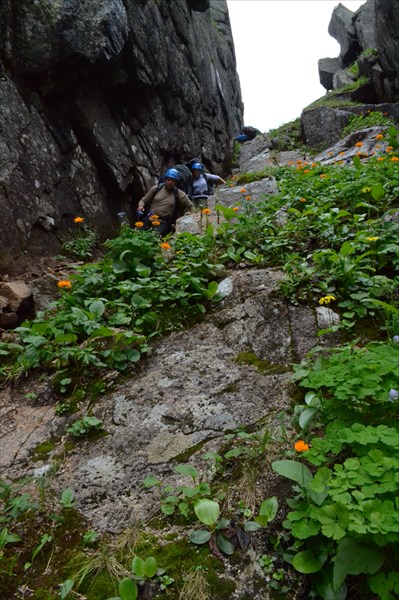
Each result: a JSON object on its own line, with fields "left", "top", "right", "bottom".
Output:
{"left": 0, "top": 0, "right": 243, "bottom": 274}
{"left": 318, "top": 0, "right": 399, "bottom": 102}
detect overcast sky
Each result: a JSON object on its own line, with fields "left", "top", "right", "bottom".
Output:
{"left": 227, "top": 0, "right": 365, "bottom": 132}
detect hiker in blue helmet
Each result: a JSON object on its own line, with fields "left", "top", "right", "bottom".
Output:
{"left": 188, "top": 161, "right": 226, "bottom": 209}
{"left": 136, "top": 168, "right": 194, "bottom": 237}
{"left": 164, "top": 168, "right": 179, "bottom": 180}
{"left": 190, "top": 161, "right": 226, "bottom": 206}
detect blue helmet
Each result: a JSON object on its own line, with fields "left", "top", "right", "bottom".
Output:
{"left": 191, "top": 162, "right": 203, "bottom": 171}
{"left": 164, "top": 168, "right": 180, "bottom": 180}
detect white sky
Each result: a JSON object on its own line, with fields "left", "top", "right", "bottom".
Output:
{"left": 227, "top": 0, "right": 365, "bottom": 132}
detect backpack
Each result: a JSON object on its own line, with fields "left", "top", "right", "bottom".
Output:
{"left": 158, "top": 164, "right": 193, "bottom": 194}
{"left": 242, "top": 126, "right": 260, "bottom": 140}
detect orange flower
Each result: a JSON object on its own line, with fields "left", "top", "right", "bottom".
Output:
{"left": 149, "top": 214, "right": 159, "bottom": 221}
{"left": 386, "top": 146, "right": 393, "bottom": 153}
{"left": 160, "top": 242, "right": 171, "bottom": 250}
{"left": 320, "top": 174, "right": 327, "bottom": 179}
{"left": 287, "top": 161, "right": 294, "bottom": 165}
{"left": 391, "top": 156, "right": 399, "bottom": 162}
{"left": 303, "top": 169, "right": 310, "bottom": 174}
{"left": 296, "top": 159, "right": 302, "bottom": 164}
{"left": 376, "top": 144, "right": 381, "bottom": 148}
{"left": 231, "top": 175, "right": 238, "bottom": 180}
{"left": 57, "top": 280, "right": 72, "bottom": 289}
{"left": 151, "top": 220, "right": 161, "bottom": 226}
{"left": 339, "top": 152, "right": 345, "bottom": 156}
{"left": 355, "top": 141, "right": 363, "bottom": 148}
{"left": 245, "top": 195, "right": 251, "bottom": 201}
{"left": 377, "top": 157, "right": 385, "bottom": 162}
{"left": 311, "top": 162, "right": 318, "bottom": 167}
{"left": 376, "top": 134, "right": 384, "bottom": 140}
{"left": 299, "top": 198, "right": 306, "bottom": 203}
{"left": 294, "top": 440, "right": 309, "bottom": 452}
{"left": 202, "top": 208, "right": 211, "bottom": 215}
{"left": 135, "top": 221, "right": 144, "bottom": 228}
{"left": 233, "top": 207, "right": 239, "bottom": 212}
{"left": 74, "top": 216, "right": 84, "bottom": 223}
{"left": 240, "top": 188, "right": 246, "bottom": 193}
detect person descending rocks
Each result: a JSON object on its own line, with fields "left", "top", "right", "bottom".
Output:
{"left": 187, "top": 162, "right": 226, "bottom": 209}
{"left": 136, "top": 168, "right": 194, "bottom": 237}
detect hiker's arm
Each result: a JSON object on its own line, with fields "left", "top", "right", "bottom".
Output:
{"left": 208, "top": 173, "right": 226, "bottom": 186}
{"left": 137, "top": 186, "right": 157, "bottom": 210}
{"left": 179, "top": 192, "right": 195, "bottom": 213}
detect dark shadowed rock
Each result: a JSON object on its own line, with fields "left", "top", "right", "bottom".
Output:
{"left": 318, "top": 57, "right": 341, "bottom": 91}
{"left": 301, "top": 106, "right": 351, "bottom": 148}
{"left": 0, "top": 0, "right": 242, "bottom": 275}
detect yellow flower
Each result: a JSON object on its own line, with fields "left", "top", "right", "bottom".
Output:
{"left": 74, "top": 216, "right": 84, "bottom": 223}
{"left": 57, "top": 280, "right": 72, "bottom": 289}
{"left": 135, "top": 221, "right": 144, "bottom": 228}
{"left": 366, "top": 236, "right": 379, "bottom": 242}
{"left": 160, "top": 242, "right": 171, "bottom": 250}
{"left": 319, "top": 294, "right": 336, "bottom": 305}
{"left": 355, "top": 141, "right": 363, "bottom": 148}
{"left": 391, "top": 156, "right": 399, "bottom": 162}
{"left": 240, "top": 188, "right": 246, "bottom": 193}
{"left": 362, "top": 187, "right": 371, "bottom": 193}
{"left": 151, "top": 220, "right": 161, "bottom": 226}
{"left": 245, "top": 195, "right": 251, "bottom": 201}
{"left": 294, "top": 440, "right": 309, "bottom": 452}
{"left": 202, "top": 208, "right": 211, "bottom": 215}
{"left": 376, "top": 134, "right": 384, "bottom": 140}
{"left": 339, "top": 152, "right": 345, "bottom": 156}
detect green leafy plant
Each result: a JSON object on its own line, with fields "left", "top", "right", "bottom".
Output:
{"left": 143, "top": 464, "right": 212, "bottom": 519}
{"left": 62, "top": 226, "right": 97, "bottom": 260}
{"left": 67, "top": 416, "right": 103, "bottom": 437}
{"left": 293, "top": 341, "right": 399, "bottom": 425}
{"left": 272, "top": 421, "right": 399, "bottom": 599}
{"left": 343, "top": 111, "right": 394, "bottom": 136}
{"left": 189, "top": 498, "right": 234, "bottom": 556}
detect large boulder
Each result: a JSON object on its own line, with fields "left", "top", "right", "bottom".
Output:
{"left": 0, "top": 0, "right": 243, "bottom": 275}
{"left": 318, "top": 0, "right": 399, "bottom": 103}
{"left": 328, "top": 3, "right": 361, "bottom": 67}
{"left": 301, "top": 102, "right": 399, "bottom": 149}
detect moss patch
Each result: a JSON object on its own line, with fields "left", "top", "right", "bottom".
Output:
{"left": 235, "top": 352, "right": 291, "bottom": 375}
